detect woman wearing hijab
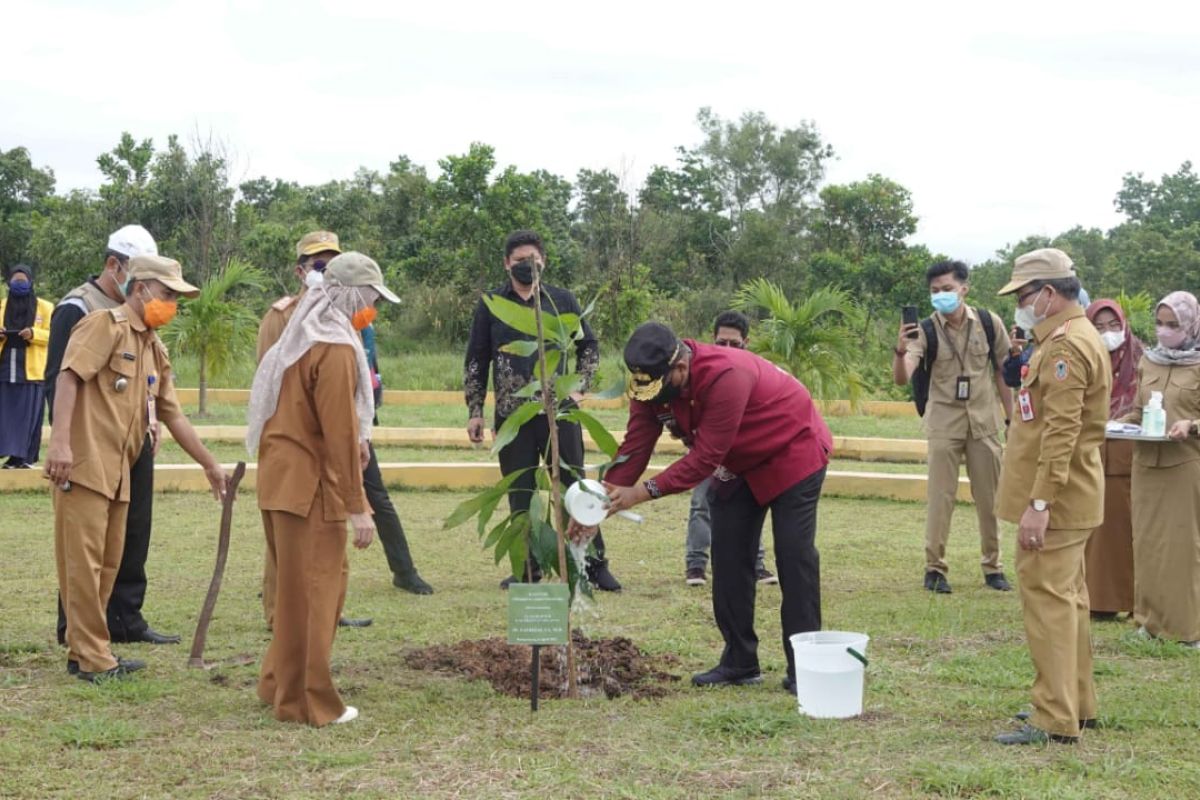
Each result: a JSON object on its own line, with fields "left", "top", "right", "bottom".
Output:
{"left": 1122, "top": 291, "right": 1200, "bottom": 646}
{"left": 0, "top": 265, "right": 54, "bottom": 468}
{"left": 247, "top": 251, "right": 399, "bottom": 726}
{"left": 1084, "top": 300, "right": 1144, "bottom": 619}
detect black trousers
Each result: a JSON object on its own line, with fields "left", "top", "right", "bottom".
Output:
{"left": 496, "top": 412, "right": 606, "bottom": 573}
{"left": 57, "top": 434, "right": 155, "bottom": 643}
{"left": 363, "top": 442, "right": 421, "bottom": 581}
{"left": 709, "top": 468, "right": 825, "bottom": 679}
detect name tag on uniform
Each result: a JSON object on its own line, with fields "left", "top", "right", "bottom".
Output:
{"left": 121, "top": 352, "right": 136, "bottom": 361}
{"left": 955, "top": 376, "right": 970, "bottom": 401}
{"left": 1017, "top": 388, "right": 1035, "bottom": 422}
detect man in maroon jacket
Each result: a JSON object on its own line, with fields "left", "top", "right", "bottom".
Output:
{"left": 581, "top": 321, "right": 833, "bottom": 689}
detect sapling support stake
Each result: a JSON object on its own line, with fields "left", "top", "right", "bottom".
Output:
{"left": 531, "top": 644, "right": 541, "bottom": 711}
{"left": 531, "top": 261, "right": 577, "bottom": 699}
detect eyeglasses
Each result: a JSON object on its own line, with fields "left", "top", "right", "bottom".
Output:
{"left": 1016, "top": 287, "right": 1042, "bottom": 305}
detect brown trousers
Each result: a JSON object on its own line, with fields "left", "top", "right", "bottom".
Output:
{"left": 1016, "top": 526, "right": 1097, "bottom": 738}
{"left": 925, "top": 435, "right": 1003, "bottom": 576}
{"left": 1085, "top": 441, "right": 1134, "bottom": 614}
{"left": 53, "top": 483, "right": 127, "bottom": 673}
{"left": 257, "top": 497, "right": 350, "bottom": 727}
{"left": 262, "top": 542, "right": 277, "bottom": 626}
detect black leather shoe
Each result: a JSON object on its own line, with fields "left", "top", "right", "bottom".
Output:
{"left": 782, "top": 676, "right": 796, "bottom": 693}
{"left": 985, "top": 572, "right": 1012, "bottom": 591}
{"left": 393, "top": 573, "right": 434, "bottom": 595}
{"left": 995, "top": 723, "right": 1078, "bottom": 745}
{"left": 136, "top": 627, "right": 182, "bottom": 645}
{"left": 76, "top": 657, "right": 146, "bottom": 683}
{"left": 1014, "top": 710, "right": 1097, "bottom": 729}
{"left": 67, "top": 659, "right": 79, "bottom": 676}
{"left": 500, "top": 572, "right": 541, "bottom": 589}
{"left": 338, "top": 617, "right": 373, "bottom": 628}
{"left": 587, "top": 561, "right": 622, "bottom": 592}
{"left": 924, "top": 570, "right": 952, "bottom": 594}
{"left": 691, "top": 664, "right": 763, "bottom": 687}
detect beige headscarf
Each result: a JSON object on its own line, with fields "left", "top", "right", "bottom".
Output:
{"left": 245, "top": 272, "right": 374, "bottom": 455}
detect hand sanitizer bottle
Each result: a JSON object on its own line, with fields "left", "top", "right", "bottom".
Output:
{"left": 1143, "top": 391, "right": 1166, "bottom": 437}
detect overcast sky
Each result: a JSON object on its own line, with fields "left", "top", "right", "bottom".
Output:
{"left": 5, "top": 0, "right": 1199, "bottom": 263}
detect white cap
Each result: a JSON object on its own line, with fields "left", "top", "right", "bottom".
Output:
{"left": 107, "top": 225, "right": 158, "bottom": 259}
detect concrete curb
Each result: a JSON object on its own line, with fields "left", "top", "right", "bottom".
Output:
{"left": 3, "top": 461, "right": 962, "bottom": 502}
{"left": 165, "top": 389, "right": 918, "bottom": 418}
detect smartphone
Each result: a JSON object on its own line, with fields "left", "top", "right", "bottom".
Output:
{"left": 1016, "top": 328, "right": 1030, "bottom": 341}
{"left": 901, "top": 306, "right": 919, "bottom": 338}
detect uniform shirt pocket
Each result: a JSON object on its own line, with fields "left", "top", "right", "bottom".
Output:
{"left": 104, "top": 353, "right": 138, "bottom": 396}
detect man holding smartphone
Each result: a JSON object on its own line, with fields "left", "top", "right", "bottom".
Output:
{"left": 893, "top": 260, "right": 1013, "bottom": 594}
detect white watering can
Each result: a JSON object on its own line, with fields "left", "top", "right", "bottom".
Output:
{"left": 563, "top": 479, "right": 644, "bottom": 526}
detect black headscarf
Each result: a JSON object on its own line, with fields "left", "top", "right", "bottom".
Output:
{"left": 3, "top": 264, "right": 36, "bottom": 334}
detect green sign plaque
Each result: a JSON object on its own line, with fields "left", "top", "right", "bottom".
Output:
{"left": 507, "top": 583, "right": 570, "bottom": 645}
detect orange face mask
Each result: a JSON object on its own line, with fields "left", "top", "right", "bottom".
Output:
{"left": 143, "top": 297, "right": 178, "bottom": 329}
{"left": 351, "top": 305, "right": 376, "bottom": 331}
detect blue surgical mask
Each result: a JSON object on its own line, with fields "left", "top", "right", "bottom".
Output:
{"left": 8, "top": 280, "right": 31, "bottom": 297}
{"left": 930, "top": 291, "right": 960, "bottom": 315}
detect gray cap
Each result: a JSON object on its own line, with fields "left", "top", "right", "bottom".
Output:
{"left": 325, "top": 251, "right": 400, "bottom": 304}
{"left": 998, "top": 248, "right": 1076, "bottom": 296}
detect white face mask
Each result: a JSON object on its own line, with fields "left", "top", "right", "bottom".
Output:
{"left": 1013, "top": 287, "right": 1047, "bottom": 333}
{"left": 1100, "top": 330, "right": 1125, "bottom": 352}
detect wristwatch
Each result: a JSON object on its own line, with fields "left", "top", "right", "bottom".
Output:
{"left": 1030, "top": 499, "right": 1048, "bottom": 512}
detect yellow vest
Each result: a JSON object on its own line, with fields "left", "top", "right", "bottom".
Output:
{"left": 0, "top": 297, "right": 55, "bottom": 381}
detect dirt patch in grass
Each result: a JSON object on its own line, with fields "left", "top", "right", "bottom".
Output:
{"left": 403, "top": 632, "right": 680, "bottom": 699}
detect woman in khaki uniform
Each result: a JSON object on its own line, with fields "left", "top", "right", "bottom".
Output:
{"left": 1084, "top": 300, "right": 1143, "bottom": 618}
{"left": 247, "top": 251, "right": 398, "bottom": 726}
{"left": 1123, "top": 291, "right": 1200, "bottom": 646}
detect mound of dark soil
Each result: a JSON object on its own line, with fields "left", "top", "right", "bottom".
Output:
{"left": 403, "top": 631, "right": 679, "bottom": 700}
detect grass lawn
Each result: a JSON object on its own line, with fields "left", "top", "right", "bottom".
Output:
{"left": 2, "top": 489, "right": 1198, "bottom": 799}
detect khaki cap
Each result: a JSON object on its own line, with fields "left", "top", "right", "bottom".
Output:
{"left": 325, "top": 252, "right": 400, "bottom": 304}
{"left": 127, "top": 254, "right": 200, "bottom": 298}
{"left": 998, "top": 247, "right": 1076, "bottom": 295}
{"left": 296, "top": 230, "right": 341, "bottom": 259}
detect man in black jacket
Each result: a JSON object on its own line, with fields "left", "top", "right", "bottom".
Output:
{"left": 464, "top": 229, "right": 619, "bottom": 591}
{"left": 44, "top": 224, "right": 180, "bottom": 645}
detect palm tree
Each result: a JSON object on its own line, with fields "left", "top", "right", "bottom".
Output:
{"left": 733, "top": 278, "right": 867, "bottom": 407}
{"left": 160, "top": 259, "right": 267, "bottom": 416}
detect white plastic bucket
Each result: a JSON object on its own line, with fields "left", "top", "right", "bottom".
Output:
{"left": 789, "top": 631, "right": 869, "bottom": 718}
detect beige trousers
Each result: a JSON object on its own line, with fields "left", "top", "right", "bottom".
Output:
{"left": 1016, "top": 526, "right": 1097, "bottom": 738}
{"left": 54, "top": 483, "right": 128, "bottom": 673}
{"left": 925, "top": 434, "right": 1003, "bottom": 575}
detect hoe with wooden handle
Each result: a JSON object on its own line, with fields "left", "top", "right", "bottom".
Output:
{"left": 188, "top": 461, "right": 246, "bottom": 669}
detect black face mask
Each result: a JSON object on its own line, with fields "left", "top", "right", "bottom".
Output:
{"left": 653, "top": 374, "right": 682, "bottom": 404}
{"left": 510, "top": 258, "right": 536, "bottom": 286}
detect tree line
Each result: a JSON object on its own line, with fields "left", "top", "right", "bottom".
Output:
{"left": 2, "top": 110, "right": 1196, "bottom": 396}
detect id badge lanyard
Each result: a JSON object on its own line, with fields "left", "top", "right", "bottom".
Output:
{"left": 940, "top": 315, "right": 974, "bottom": 402}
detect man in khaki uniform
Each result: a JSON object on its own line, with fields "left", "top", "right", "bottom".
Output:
{"left": 894, "top": 260, "right": 1013, "bottom": 593}
{"left": 256, "top": 231, "right": 341, "bottom": 361}
{"left": 44, "top": 255, "right": 228, "bottom": 682}
{"left": 992, "top": 248, "right": 1110, "bottom": 745}
{"left": 258, "top": 231, "right": 431, "bottom": 631}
